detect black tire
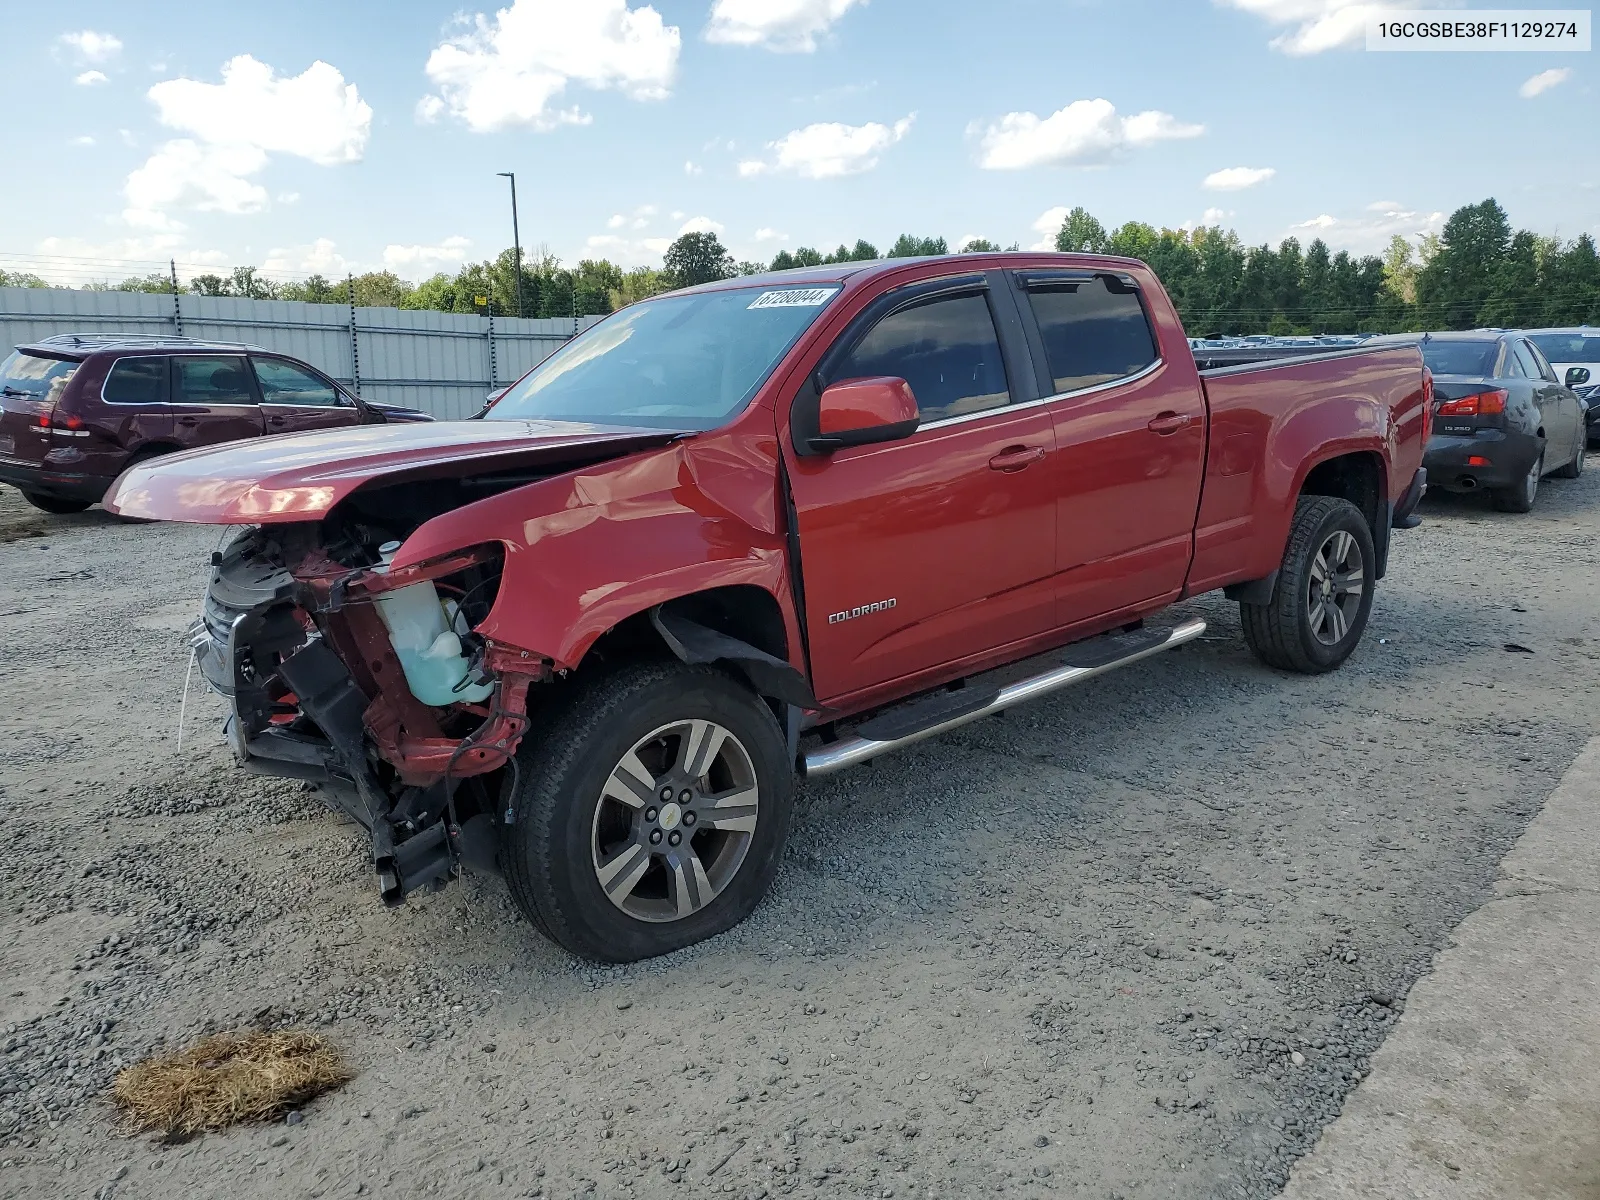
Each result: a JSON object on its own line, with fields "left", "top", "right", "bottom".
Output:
{"left": 20, "top": 492, "right": 91, "bottom": 515}
{"left": 1553, "top": 439, "right": 1585, "bottom": 480}
{"left": 1240, "top": 495, "right": 1376, "bottom": 675}
{"left": 1491, "top": 453, "right": 1541, "bottom": 513}
{"left": 501, "top": 660, "right": 794, "bottom": 963}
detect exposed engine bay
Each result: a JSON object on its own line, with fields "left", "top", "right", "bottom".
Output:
{"left": 191, "top": 481, "right": 544, "bottom": 905}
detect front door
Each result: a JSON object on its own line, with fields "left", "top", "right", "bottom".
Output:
{"left": 251, "top": 356, "right": 362, "bottom": 436}
{"left": 1011, "top": 272, "right": 1206, "bottom": 627}
{"left": 785, "top": 285, "right": 1057, "bottom": 704}
{"left": 170, "top": 355, "right": 264, "bottom": 448}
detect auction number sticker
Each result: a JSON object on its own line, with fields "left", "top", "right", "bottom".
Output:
{"left": 748, "top": 287, "right": 839, "bottom": 309}
{"left": 1367, "top": 9, "right": 1591, "bottom": 50}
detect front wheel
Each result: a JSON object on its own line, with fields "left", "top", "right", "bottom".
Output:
{"left": 501, "top": 661, "right": 794, "bottom": 962}
{"left": 1241, "top": 495, "right": 1375, "bottom": 675}
{"left": 21, "top": 492, "right": 91, "bottom": 515}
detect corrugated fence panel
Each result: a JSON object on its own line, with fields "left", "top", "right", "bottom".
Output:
{"left": 0, "top": 287, "right": 604, "bottom": 419}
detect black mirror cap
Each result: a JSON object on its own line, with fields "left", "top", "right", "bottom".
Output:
{"left": 806, "top": 417, "right": 920, "bottom": 454}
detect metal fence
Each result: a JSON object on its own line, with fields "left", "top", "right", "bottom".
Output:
{"left": 0, "top": 287, "right": 600, "bottom": 420}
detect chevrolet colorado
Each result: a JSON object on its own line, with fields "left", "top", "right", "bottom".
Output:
{"left": 107, "top": 253, "right": 1430, "bottom": 962}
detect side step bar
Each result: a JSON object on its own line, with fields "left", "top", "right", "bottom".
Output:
{"left": 802, "top": 617, "right": 1207, "bottom": 778}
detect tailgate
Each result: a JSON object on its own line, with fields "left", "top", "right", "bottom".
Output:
{"left": 0, "top": 351, "right": 82, "bottom": 463}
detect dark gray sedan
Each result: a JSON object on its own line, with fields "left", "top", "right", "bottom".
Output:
{"left": 1372, "top": 332, "right": 1587, "bottom": 513}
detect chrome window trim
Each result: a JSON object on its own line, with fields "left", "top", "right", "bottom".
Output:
{"left": 915, "top": 358, "right": 1164, "bottom": 433}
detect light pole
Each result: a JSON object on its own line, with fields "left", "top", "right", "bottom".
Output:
{"left": 496, "top": 171, "right": 524, "bottom": 318}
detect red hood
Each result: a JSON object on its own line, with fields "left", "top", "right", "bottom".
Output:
{"left": 103, "top": 419, "right": 682, "bottom": 523}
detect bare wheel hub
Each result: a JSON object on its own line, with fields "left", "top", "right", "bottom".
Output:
{"left": 591, "top": 719, "right": 759, "bottom": 923}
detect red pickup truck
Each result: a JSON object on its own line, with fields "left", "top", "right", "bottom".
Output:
{"left": 109, "top": 253, "right": 1429, "bottom": 962}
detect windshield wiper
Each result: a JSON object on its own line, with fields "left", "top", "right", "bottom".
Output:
{"left": 1, "top": 386, "right": 38, "bottom": 398}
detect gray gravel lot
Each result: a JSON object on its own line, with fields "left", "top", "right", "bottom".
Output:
{"left": 2, "top": 469, "right": 1598, "bottom": 1200}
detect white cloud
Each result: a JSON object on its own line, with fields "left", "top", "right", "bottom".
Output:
{"left": 1520, "top": 68, "right": 1571, "bottom": 98}
{"left": 415, "top": 94, "right": 445, "bottom": 123}
{"left": 1203, "top": 166, "right": 1275, "bottom": 191}
{"left": 263, "top": 238, "right": 353, "bottom": 275}
{"left": 382, "top": 237, "right": 473, "bottom": 273}
{"left": 977, "top": 99, "right": 1203, "bottom": 170}
{"left": 423, "top": 0, "right": 680, "bottom": 132}
{"left": 684, "top": 159, "right": 703, "bottom": 175}
{"left": 124, "top": 56, "right": 371, "bottom": 228}
{"left": 34, "top": 234, "right": 229, "bottom": 277}
{"left": 677, "top": 216, "right": 724, "bottom": 235}
{"left": 74, "top": 70, "right": 109, "bottom": 86}
{"left": 60, "top": 30, "right": 122, "bottom": 63}
{"left": 741, "top": 114, "right": 913, "bottom": 179}
{"left": 705, "top": 0, "right": 866, "bottom": 52}
{"left": 754, "top": 227, "right": 787, "bottom": 242}
{"left": 1028, "top": 206, "right": 1069, "bottom": 251}
{"left": 1287, "top": 201, "right": 1445, "bottom": 253}
{"left": 1182, "top": 207, "right": 1234, "bottom": 232}
{"left": 71, "top": 135, "right": 96, "bottom": 147}
{"left": 607, "top": 213, "right": 627, "bottom": 229}
{"left": 277, "top": 191, "right": 301, "bottom": 204}
{"left": 1214, "top": 0, "right": 1425, "bottom": 55}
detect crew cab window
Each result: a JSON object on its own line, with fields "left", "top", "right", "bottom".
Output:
{"left": 833, "top": 292, "right": 1010, "bottom": 423}
{"left": 253, "top": 358, "right": 342, "bottom": 406}
{"left": 174, "top": 356, "right": 255, "bottom": 405}
{"left": 1025, "top": 276, "right": 1158, "bottom": 394}
{"left": 102, "top": 357, "right": 167, "bottom": 405}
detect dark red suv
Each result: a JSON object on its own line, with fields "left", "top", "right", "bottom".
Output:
{"left": 0, "top": 334, "right": 432, "bottom": 513}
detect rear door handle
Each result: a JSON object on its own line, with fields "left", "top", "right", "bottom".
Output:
{"left": 1147, "top": 412, "right": 1193, "bottom": 435}
{"left": 989, "top": 445, "right": 1046, "bottom": 472}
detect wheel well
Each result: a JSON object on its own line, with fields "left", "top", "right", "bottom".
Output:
{"left": 1300, "top": 452, "right": 1384, "bottom": 531}
{"left": 129, "top": 441, "right": 183, "bottom": 462}
{"left": 588, "top": 585, "right": 790, "bottom": 667}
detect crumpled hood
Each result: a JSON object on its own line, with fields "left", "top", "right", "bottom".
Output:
{"left": 103, "top": 419, "right": 683, "bottom": 524}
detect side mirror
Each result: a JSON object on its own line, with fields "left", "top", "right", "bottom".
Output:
{"left": 1567, "top": 366, "right": 1591, "bottom": 388}
{"left": 808, "top": 376, "right": 920, "bottom": 453}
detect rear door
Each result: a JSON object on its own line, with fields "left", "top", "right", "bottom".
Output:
{"left": 170, "top": 356, "right": 264, "bottom": 448}
{"left": 784, "top": 275, "right": 1058, "bottom": 703}
{"left": 1010, "top": 270, "right": 1207, "bottom": 628}
{"left": 1510, "top": 339, "right": 1574, "bottom": 464}
{"left": 1523, "top": 339, "right": 1584, "bottom": 461}
{"left": 251, "top": 356, "right": 361, "bottom": 435}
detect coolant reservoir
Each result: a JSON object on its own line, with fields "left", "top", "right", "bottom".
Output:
{"left": 372, "top": 541, "right": 494, "bottom": 706}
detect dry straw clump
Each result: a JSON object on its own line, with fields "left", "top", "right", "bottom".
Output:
{"left": 113, "top": 1030, "right": 351, "bottom": 1136}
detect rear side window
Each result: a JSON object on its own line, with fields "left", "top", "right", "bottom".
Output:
{"left": 253, "top": 358, "right": 342, "bottom": 407}
{"left": 102, "top": 357, "right": 168, "bottom": 405}
{"left": 1024, "top": 277, "right": 1158, "bottom": 394}
{"left": 1, "top": 352, "right": 78, "bottom": 404}
{"left": 1511, "top": 341, "right": 1542, "bottom": 380}
{"left": 175, "top": 356, "right": 254, "bottom": 405}
{"left": 833, "top": 291, "right": 1010, "bottom": 423}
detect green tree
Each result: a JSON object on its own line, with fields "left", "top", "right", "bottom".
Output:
{"left": 1415, "top": 198, "right": 1511, "bottom": 328}
{"left": 664, "top": 232, "right": 735, "bottom": 288}
{"left": 280, "top": 273, "right": 336, "bottom": 303}
{"left": 960, "top": 238, "right": 1001, "bottom": 253}
{"left": 189, "top": 274, "right": 228, "bottom": 296}
{"left": 611, "top": 267, "right": 670, "bottom": 309}
{"left": 1054, "top": 207, "right": 1108, "bottom": 253}
{"left": 887, "top": 234, "right": 948, "bottom": 258}
{"left": 331, "top": 271, "right": 414, "bottom": 309}
{"left": 114, "top": 272, "right": 178, "bottom": 294}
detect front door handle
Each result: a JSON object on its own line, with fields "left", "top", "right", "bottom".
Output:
{"left": 989, "top": 445, "right": 1045, "bottom": 472}
{"left": 1147, "top": 412, "right": 1192, "bottom": 435}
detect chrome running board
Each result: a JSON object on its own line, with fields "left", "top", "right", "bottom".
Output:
{"left": 802, "top": 617, "right": 1207, "bottom": 778}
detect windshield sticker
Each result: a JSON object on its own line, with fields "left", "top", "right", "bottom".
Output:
{"left": 747, "top": 287, "right": 839, "bottom": 310}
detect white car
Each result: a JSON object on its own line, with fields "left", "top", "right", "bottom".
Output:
{"left": 1526, "top": 327, "right": 1600, "bottom": 447}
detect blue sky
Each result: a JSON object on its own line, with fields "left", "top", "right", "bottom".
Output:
{"left": 8, "top": 1, "right": 1596, "bottom": 285}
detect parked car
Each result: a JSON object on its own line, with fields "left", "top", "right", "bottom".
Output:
{"left": 0, "top": 334, "right": 432, "bottom": 514}
{"left": 1367, "top": 331, "right": 1587, "bottom": 512}
{"left": 1524, "top": 327, "right": 1600, "bottom": 447}
{"left": 108, "top": 253, "right": 1428, "bottom": 962}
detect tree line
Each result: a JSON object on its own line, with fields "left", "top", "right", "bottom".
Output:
{"left": 3, "top": 198, "right": 1594, "bottom": 333}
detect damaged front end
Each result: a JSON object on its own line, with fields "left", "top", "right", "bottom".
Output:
{"left": 190, "top": 520, "right": 541, "bottom": 905}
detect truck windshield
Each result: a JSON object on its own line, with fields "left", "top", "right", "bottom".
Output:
{"left": 486, "top": 284, "right": 842, "bottom": 430}
{"left": 0, "top": 351, "right": 79, "bottom": 404}
{"left": 1420, "top": 341, "right": 1499, "bottom": 377}
{"left": 1528, "top": 334, "right": 1600, "bottom": 364}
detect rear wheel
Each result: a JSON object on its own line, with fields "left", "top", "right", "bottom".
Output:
{"left": 1491, "top": 453, "right": 1542, "bottom": 513}
{"left": 20, "top": 492, "right": 91, "bottom": 515}
{"left": 501, "top": 661, "right": 794, "bottom": 962}
{"left": 1553, "top": 440, "right": 1585, "bottom": 480}
{"left": 1241, "top": 495, "right": 1375, "bottom": 675}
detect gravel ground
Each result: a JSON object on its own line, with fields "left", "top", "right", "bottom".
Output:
{"left": 1, "top": 468, "right": 1598, "bottom": 1200}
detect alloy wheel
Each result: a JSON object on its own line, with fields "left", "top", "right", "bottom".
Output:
{"left": 590, "top": 719, "right": 760, "bottom": 923}
{"left": 1306, "top": 529, "right": 1365, "bottom": 647}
